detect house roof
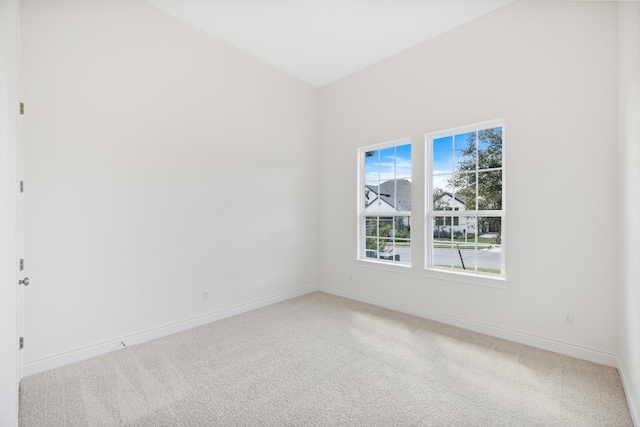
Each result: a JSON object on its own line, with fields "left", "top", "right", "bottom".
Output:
{"left": 444, "top": 192, "right": 465, "bottom": 205}
{"left": 366, "top": 179, "right": 412, "bottom": 211}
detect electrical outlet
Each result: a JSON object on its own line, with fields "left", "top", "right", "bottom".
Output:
{"left": 564, "top": 313, "right": 574, "bottom": 325}
{"left": 203, "top": 291, "right": 209, "bottom": 301}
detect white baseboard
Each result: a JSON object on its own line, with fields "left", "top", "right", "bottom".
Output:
{"left": 317, "top": 285, "right": 619, "bottom": 368}
{"left": 24, "top": 284, "right": 621, "bottom": 378}
{"left": 23, "top": 285, "right": 317, "bottom": 377}
{"left": 617, "top": 361, "right": 639, "bottom": 426}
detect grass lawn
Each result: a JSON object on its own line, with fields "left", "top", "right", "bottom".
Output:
{"left": 434, "top": 244, "right": 477, "bottom": 249}
{"left": 433, "top": 242, "right": 497, "bottom": 250}
{"left": 434, "top": 237, "right": 497, "bottom": 244}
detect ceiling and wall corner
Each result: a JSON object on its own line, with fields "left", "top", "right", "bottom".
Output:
{"left": 143, "top": 0, "right": 515, "bottom": 88}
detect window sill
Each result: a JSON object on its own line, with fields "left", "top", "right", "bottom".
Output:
{"left": 355, "top": 259, "right": 413, "bottom": 275}
{"left": 422, "top": 268, "right": 508, "bottom": 289}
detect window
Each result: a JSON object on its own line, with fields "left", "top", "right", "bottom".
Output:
{"left": 426, "top": 120, "right": 505, "bottom": 282}
{"left": 358, "top": 139, "right": 412, "bottom": 267}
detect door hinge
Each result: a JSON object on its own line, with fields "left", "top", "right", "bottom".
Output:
{"left": 20, "top": 181, "right": 24, "bottom": 193}
{"left": 19, "top": 102, "right": 24, "bottom": 115}
{"left": 19, "top": 337, "right": 24, "bottom": 350}
{"left": 19, "top": 259, "right": 24, "bottom": 271}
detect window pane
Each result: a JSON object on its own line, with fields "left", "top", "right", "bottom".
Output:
{"left": 454, "top": 172, "right": 476, "bottom": 211}
{"left": 478, "top": 170, "right": 502, "bottom": 210}
{"left": 365, "top": 149, "right": 380, "bottom": 212}
{"left": 379, "top": 147, "right": 396, "bottom": 182}
{"left": 393, "top": 216, "right": 410, "bottom": 237}
{"left": 427, "top": 121, "right": 504, "bottom": 278}
{"left": 395, "top": 144, "right": 412, "bottom": 180}
{"left": 433, "top": 216, "right": 453, "bottom": 268}
{"left": 477, "top": 217, "right": 502, "bottom": 274}
{"left": 460, "top": 216, "right": 477, "bottom": 243}
{"left": 454, "top": 131, "right": 476, "bottom": 173}
{"left": 365, "top": 238, "right": 378, "bottom": 259}
{"left": 364, "top": 149, "right": 379, "bottom": 182}
{"left": 432, "top": 216, "right": 477, "bottom": 272}
{"left": 478, "top": 216, "right": 502, "bottom": 239}
{"left": 393, "top": 216, "right": 411, "bottom": 263}
{"left": 379, "top": 217, "right": 398, "bottom": 261}
{"left": 378, "top": 238, "right": 393, "bottom": 259}
{"left": 364, "top": 184, "right": 379, "bottom": 212}
{"left": 433, "top": 216, "right": 451, "bottom": 241}
{"left": 433, "top": 136, "right": 453, "bottom": 175}
{"left": 454, "top": 216, "right": 476, "bottom": 272}
{"left": 365, "top": 217, "right": 377, "bottom": 237}
{"left": 377, "top": 178, "right": 411, "bottom": 211}
{"left": 363, "top": 216, "right": 410, "bottom": 263}
{"left": 451, "top": 242, "right": 467, "bottom": 271}
{"left": 365, "top": 144, "right": 412, "bottom": 213}
{"left": 378, "top": 217, "right": 393, "bottom": 233}
{"left": 459, "top": 243, "right": 476, "bottom": 271}
{"left": 478, "top": 127, "right": 502, "bottom": 169}
{"left": 393, "top": 144, "right": 412, "bottom": 211}
{"left": 433, "top": 246, "right": 454, "bottom": 269}
{"left": 364, "top": 217, "right": 379, "bottom": 259}
{"left": 433, "top": 174, "right": 453, "bottom": 211}
{"left": 360, "top": 139, "right": 412, "bottom": 265}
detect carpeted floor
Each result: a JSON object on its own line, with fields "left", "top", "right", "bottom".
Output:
{"left": 19, "top": 292, "right": 632, "bottom": 426}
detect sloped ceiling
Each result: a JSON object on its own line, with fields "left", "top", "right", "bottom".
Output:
{"left": 144, "top": 0, "right": 515, "bottom": 87}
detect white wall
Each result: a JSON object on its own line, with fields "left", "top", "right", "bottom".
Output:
{"left": 0, "top": 0, "right": 21, "bottom": 423}
{"left": 19, "top": 1, "right": 634, "bottom": 411}
{"left": 618, "top": 2, "right": 640, "bottom": 423}
{"left": 319, "top": 1, "right": 619, "bottom": 359}
{"left": 21, "top": 0, "right": 318, "bottom": 365}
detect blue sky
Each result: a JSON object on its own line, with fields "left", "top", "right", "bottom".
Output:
{"left": 432, "top": 127, "right": 502, "bottom": 192}
{"left": 433, "top": 132, "right": 475, "bottom": 175}
{"left": 364, "top": 129, "right": 498, "bottom": 189}
{"left": 365, "top": 143, "right": 412, "bottom": 184}
{"left": 432, "top": 132, "right": 473, "bottom": 192}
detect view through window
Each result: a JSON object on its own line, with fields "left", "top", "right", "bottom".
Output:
{"left": 427, "top": 120, "right": 505, "bottom": 277}
{"left": 359, "top": 139, "right": 412, "bottom": 265}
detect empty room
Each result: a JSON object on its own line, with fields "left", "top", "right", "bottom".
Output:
{"left": 1, "top": 0, "right": 639, "bottom": 425}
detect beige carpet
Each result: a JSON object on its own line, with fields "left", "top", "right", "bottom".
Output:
{"left": 19, "top": 292, "right": 632, "bottom": 426}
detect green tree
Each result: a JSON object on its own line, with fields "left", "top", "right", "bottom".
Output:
{"left": 450, "top": 128, "right": 503, "bottom": 234}
{"left": 365, "top": 220, "right": 393, "bottom": 252}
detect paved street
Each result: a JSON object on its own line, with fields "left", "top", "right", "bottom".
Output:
{"left": 373, "top": 246, "right": 501, "bottom": 272}
{"left": 432, "top": 247, "right": 501, "bottom": 271}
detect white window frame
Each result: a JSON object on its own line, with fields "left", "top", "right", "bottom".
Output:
{"left": 424, "top": 119, "right": 508, "bottom": 288}
{"left": 356, "top": 137, "right": 412, "bottom": 273}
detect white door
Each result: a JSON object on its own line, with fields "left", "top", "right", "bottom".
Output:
{"left": 0, "top": 0, "right": 23, "bottom": 424}
{"left": 16, "top": 24, "right": 25, "bottom": 383}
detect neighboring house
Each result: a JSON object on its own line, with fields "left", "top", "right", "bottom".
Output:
{"left": 433, "top": 191, "right": 473, "bottom": 237}
{"left": 365, "top": 179, "right": 412, "bottom": 213}
{"left": 365, "top": 183, "right": 491, "bottom": 237}
{"left": 436, "top": 191, "right": 465, "bottom": 211}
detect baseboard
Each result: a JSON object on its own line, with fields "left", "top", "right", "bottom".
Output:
{"left": 318, "top": 285, "right": 619, "bottom": 368}
{"left": 617, "top": 361, "right": 639, "bottom": 426}
{"left": 23, "top": 284, "right": 620, "bottom": 377}
{"left": 23, "top": 285, "right": 318, "bottom": 378}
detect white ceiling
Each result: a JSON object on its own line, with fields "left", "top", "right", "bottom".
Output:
{"left": 144, "top": 0, "right": 515, "bottom": 87}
